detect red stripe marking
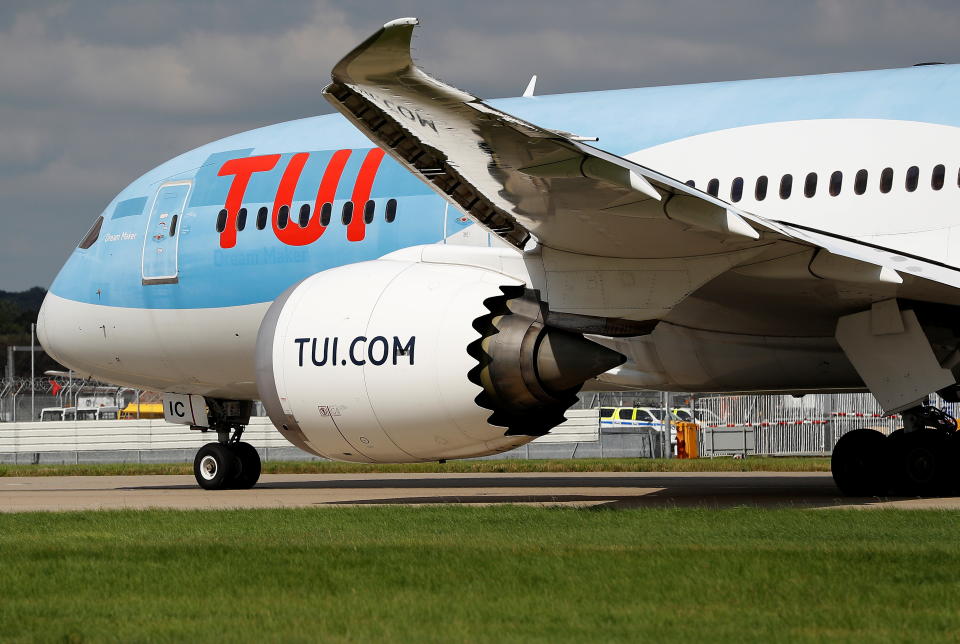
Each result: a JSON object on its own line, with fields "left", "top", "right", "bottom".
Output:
{"left": 348, "top": 148, "right": 386, "bottom": 242}
{"left": 313, "top": 148, "right": 352, "bottom": 235}
{"left": 272, "top": 152, "right": 310, "bottom": 243}
{"left": 270, "top": 150, "right": 353, "bottom": 247}
{"left": 217, "top": 154, "right": 281, "bottom": 249}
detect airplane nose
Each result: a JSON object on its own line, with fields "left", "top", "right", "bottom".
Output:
{"left": 35, "top": 291, "right": 70, "bottom": 372}
{"left": 36, "top": 293, "right": 53, "bottom": 358}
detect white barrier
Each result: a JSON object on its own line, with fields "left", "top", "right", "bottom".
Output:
{"left": 533, "top": 409, "right": 600, "bottom": 443}
{"left": 0, "top": 409, "right": 599, "bottom": 455}
{"left": 0, "top": 417, "right": 289, "bottom": 453}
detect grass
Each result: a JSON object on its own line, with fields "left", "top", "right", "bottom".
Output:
{"left": 0, "top": 456, "right": 831, "bottom": 478}
{"left": 0, "top": 506, "right": 959, "bottom": 642}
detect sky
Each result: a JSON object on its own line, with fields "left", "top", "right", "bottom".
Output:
{"left": 2, "top": 0, "right": 960, "bottom": 291}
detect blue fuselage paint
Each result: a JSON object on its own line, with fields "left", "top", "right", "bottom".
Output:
{"left": 50, "top": 64, "right": 960, "bottom": 310}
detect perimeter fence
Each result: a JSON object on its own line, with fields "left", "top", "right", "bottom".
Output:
{"left": 0, "top": 376, "right": 269, "bottom": 423}
{"left": 695, "top": 392, "right": 956, "bottom": 457}
{"left": 0, "top": 377, "right": 146, "bottom": 423}
{"left": 1, "top": 376, "right": 945, "bottom": 458}
{"left": 575, "top": 390, "right": 950, "bottom": 457}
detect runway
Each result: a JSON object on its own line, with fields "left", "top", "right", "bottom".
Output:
{"left": 4, "top": 471, "right": 960, "bottom": 511}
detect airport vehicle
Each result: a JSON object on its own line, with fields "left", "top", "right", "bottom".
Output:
{"left": 601, "top": 406, "right": 676, "bottom": 454}
{"left": 94, "top": 406, "right": 119, "bottom": 420}
{"left": 39, "top": 406, "right": 119, "bottom": 421}
{"left": 118, "top": 403, "right": 165, "bottom": 420}
{"left": 40, "top": 408, "right": 64, "bottom": 422}
{"left": 75, "top": 408, "right": 99, "bottom": 421}
{"left": 672, "top": 408, "right": 722, "bottom": 425}
{"left": 37, "top": 18, "right": 960, "bottom": 494}
{"left": 600, "top": 407, "right": 665, "bottom": 429}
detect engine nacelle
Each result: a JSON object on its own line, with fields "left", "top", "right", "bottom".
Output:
{"left": 255, "top": 258, "right": 623, "bottom": 463}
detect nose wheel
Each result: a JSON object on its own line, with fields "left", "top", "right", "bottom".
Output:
{"left": 193, "top": 440, "right": 262, "bottom": 490}
{"left": 831, "top": 405, "right": 957, "bottom": 497}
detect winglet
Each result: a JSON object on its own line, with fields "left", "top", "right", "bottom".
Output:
{"left": 331, "top": 17, "right": 422, "bottom": 87}
{"left": 329, "top": 16, "right": 475, "bottom": 104}
{"left": 384, "top": 17, "right": 419, "bottom": 28}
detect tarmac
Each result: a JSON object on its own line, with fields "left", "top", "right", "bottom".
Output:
{"left": 4, "top": 471, "right": 960, "bottom": 511}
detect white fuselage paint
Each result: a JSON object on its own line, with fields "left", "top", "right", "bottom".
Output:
{"left": 38, "top": 293, "right": 269, "bottom": 399}
{"left": 630, "top": 119, "right": 960, "bottom": 264}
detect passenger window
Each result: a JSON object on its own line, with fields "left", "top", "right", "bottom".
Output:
{"left": 829, "top": 171, "right": 842, "bottom": 197}
{"left": 780, "top": 174, "right": 793, "bottom": 199}
{"left": 755, "top": 176, "right": 768, "bottom": 201}
{"left": 342, "top": 201, "right": 354, "bottom": 225}
{"left": 364, "top": 200, "right": 376, "bottom": 224}
{"left": 385, "top": 199, "right": 398, "bottom": 223}
{"left": 216, "top": 209, "right": 227, "bottom": 233}
{"left": 854, "top": 169, "right": 868, "bottom": 195}
{"left": 320, "top": 202, "right": 332, "bottom": 226}
{"left": 932, "top": 164, "right": 945, "bottom": 190}
{"left": 804, "top": 172, "right": 817, "bottom": 198}
{"left": 298, "top": 204, "right": 311, "bottom": 228}
{"left": 78, "top": 216, "right": 104, "bottom": 249}
{"left": 880, "top": 167, "right": 894, "bottom": 193}
{"left": 599, "top": 408, "right": 614, "bottom": 419}
{"left": 256, "top": 207, "right": 268, "bottom": 230}
{"left": 169, "top": 214, "right": 179, "bottom": 237}
{"left": 636, "top": 411, "right": 652, "bottom": 422}
{"left": 707, "top": 178, "right": 719, "bottom": 197}
{"left": 277, "top": 205, "right": 289, "bottom": 229}
{"left": 730, "top": 177, "right": 744, "bottom": 203}
{"left": 617, "top": 409, "right": 633, "bottom": 421}
{"left": 905, "top": 166, "right": 919, "bottom": 192}
{"left": 237, "top": 207, "right": 247, "bottom": 231}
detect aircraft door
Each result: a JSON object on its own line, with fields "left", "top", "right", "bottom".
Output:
{"left": 142, "top": 181, "right": 191, "bottom": 284}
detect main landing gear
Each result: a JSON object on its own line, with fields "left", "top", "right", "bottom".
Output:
{"left": 192, "top": 400, "right": 261, "bottom": 491}
{"left": 832, "top": 404, "right": 958, "bottom": 497}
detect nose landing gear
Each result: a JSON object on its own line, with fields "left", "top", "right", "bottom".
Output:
{"left": 831, "top": 404, "right": 958, "bottom": 497}
{"left": 191, "top": 400, "right": 262, "bottom": 491}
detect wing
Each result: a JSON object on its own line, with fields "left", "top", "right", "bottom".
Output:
{"left": 323, "top": 18, "right": 960, "bottom": 302}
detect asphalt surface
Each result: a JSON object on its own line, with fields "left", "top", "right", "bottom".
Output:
{"left": 4, "top": 471, "right": 960, "bottom": 511}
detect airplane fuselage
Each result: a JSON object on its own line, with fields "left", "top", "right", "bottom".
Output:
{"left": 39, "top": 64, "right": 960, "bottom": 398}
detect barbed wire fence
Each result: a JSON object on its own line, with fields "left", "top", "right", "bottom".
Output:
{"left": 574, "top": 390, "right": 958, "bottom": 456}
{"left": 2, "top": 375, "right": 948, "bottom": 456}
{"left": 0, "top": 376, "right": 162, "bottom": 422}
{"left": 0, "top": 376, "right": 272, "bottom": 422}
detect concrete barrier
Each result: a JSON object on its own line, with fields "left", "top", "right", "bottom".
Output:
{"left": 0, "top": 409, "right": 623, "bottom": 464}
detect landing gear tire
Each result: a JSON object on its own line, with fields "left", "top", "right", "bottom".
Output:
{"left": 194, "top": 443, "right": 240, "bottom": 491}
{"left": 890, "top": 428, "right": 950, "bottom": 497}
{"left": 228, "top": 442, "right": 262, "bottom": 489}
{"left": 831, "top": 428, "right": 887, "bottom": 496}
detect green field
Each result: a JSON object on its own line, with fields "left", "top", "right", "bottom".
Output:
{"left": 0, "top": 456, "right": 831, "bottom": 478}
{"left": 2, "top": 506, "right": 959, "bottom": 642}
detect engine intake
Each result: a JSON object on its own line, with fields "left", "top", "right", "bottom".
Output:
{"left": 255, "top": 258, "right": 624, "bottom": 463}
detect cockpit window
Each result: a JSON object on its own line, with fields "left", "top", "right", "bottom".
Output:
{"left": 78, "top": 216, "right": 104, "bottom": 249}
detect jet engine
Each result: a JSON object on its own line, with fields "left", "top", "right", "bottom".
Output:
{"left": 255, "top": 258, "right": 624, "bottom": 462}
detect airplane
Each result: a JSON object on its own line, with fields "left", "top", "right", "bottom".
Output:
{"left": 36, "top": 17, "right": 960, "bottom": 496}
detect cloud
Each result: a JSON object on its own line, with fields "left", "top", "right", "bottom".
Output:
{"left": 0, "top": 125, "right": 57, "bottom": 172}
{"left": 0, "top": 2, "right": 362, "bottom": 117}
{"left": 2, "top": 0, "right": 960, "bottom": 290}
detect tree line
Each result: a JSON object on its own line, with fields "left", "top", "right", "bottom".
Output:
{"left": 0, "top": 288, "right": 61, "bottom": 377}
